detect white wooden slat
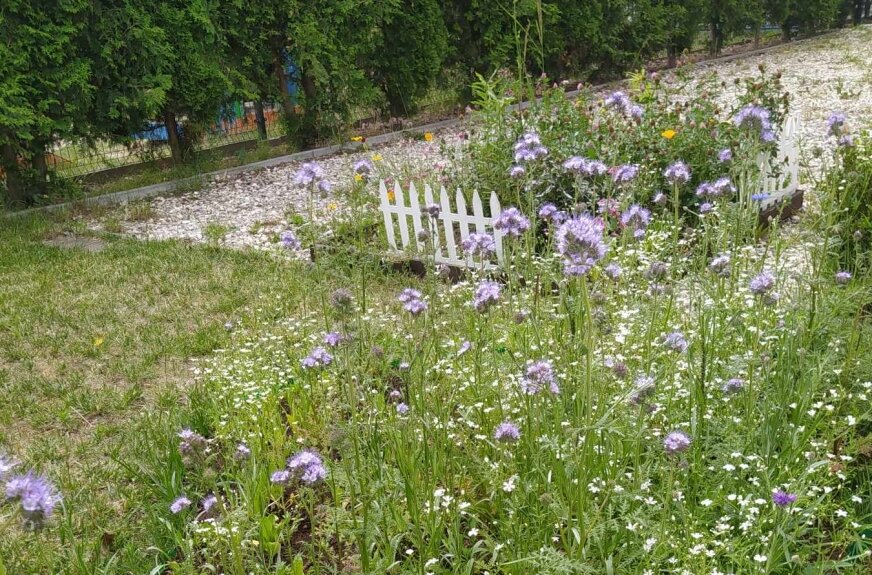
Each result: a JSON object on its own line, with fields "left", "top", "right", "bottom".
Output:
{"left": 454, "top": 190, "right": 473, "bottom": 266}
{"left": 489, "top": 192, "right": 505, "bottom": 264}
{"left": 440, "top": 186, "right": 458, "bottom": 262}
{"left": 424, "top": 184, "right": 444, "bottom": 259}
{"left": 394, "top": 181, "right": 411, "bottom": 249}
{"left": 379, "top": 180, "right": 398, "bottom": 250}
{"left": 407, "top": 182, "right": 425, "bottom": 252}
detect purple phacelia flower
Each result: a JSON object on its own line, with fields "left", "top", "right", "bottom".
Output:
{"left": 751, "top": 192, "right": 769, "bottom": 202}
{"left": 396, "top": 403, "right": 410, "bottom": 415}
{"left": 835, "top": 271, "right": 852, "bottom": 285}
{"left": 611, "top": 164, "right": 640, "bottom": 184}
{"left": 398, "top": 288, "right": 423, "bottom": 303}
{"left": 6, "top": 472, "right": 60, "bottom": 526}
{"left": 663, "top": 430, "right": 692, "bottom": 455}
{"left": 653, "top": 191, "right": 668, "bottom": 206}
{"left": 772, "top": 490, "right": 797, "bottom": 507}
{"left": 294, "top": 162, "right": 325, "bottom": 186}
{"left": 838, "top": 134, "right": 854, "bottom": 147}
{"left": 508, "top": 165, "right": 526, "bottom": 178}
{"left": 472, "top": 281, "right": 501, "bottom": 312}
{"left": 629, "top": 375, "right": 655, "bottom": 405}
{"left": 287, "top": 450, "right": 328, "bottom": 485}
{"left": 270, "top": 469, "right": 292, "bottom": 485}
{"left": 421, "top": 203, "right": 441, "bottom": 218}
{"left": 827, "top": 112, "right": 846, "bottom": 137}
{"left": 404, "top": 299, "right": 427, "bottom": 316}
{"left": 494, "top": 207, "right": 531, "bottom": 237}
{"left": 301, "top": 347, "right": 333, "bottom": 369}
{"left": 202, "top": 494, "right": 219, "bottom": 514}
{"left": 603, "top": 262, "right": 622, "bottom": 281}
{"left": 461, "top": 232, "right": 496, "bottom": 257}
{"left": 281, "top": 230, "right": 301, "bottom": 250}
{"left": 235, "top": 443, "right": 251, "bottom": 460}
{"left": 178, "top": 428, "right": 207, "bottom": 458}
{"left": 663, "top": 161, "right": 691, "bottom": 185}
{"left": 555, "top": 215, "right": 607, "bottom": 276}
{"left": 520, "top": 360, "right": 559, "bottom": 395}
{"left": 734, "top": 105, "right": 773, "bottom": 140}
{"left": 709, "top": 254, "right": 731, "bottom": 277}
{"left": 353, "top": 159, "right": 374, "bottom": 176}
{"left": 514, "top": 132, "right": 548, "bottom": 162}
{"left": 330, "top": 288, "right": 354, "bottom": 311}
{"left": 170, "top": 495, "right": 191, "bottom": 514}
{"left": 749, "top": 270, "right": 776, "bottom": 295}
{"left": 699, "top": 202, "right": 713, "bottom": 214}
{"left": 494, "top": 421, "right": 521, "bottom": 443}
{"left": 722, "top": 378, "right": 744, "bottom": 394}
{"left": 620, "top": 205, "right": 651, "bottom": 239}
{"left": 323, "top": 331, "right": 344, "bottom": 347}
{"left": 604, "top": 91, "right": 643, "bottom": 119}
{"left": 663, "top": 331, "right": 688, "bottom": 353}
{"left": 718, "top": 148, "right": 733, "bottom": 163}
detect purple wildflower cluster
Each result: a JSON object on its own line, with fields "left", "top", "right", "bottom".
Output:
{"left": 472, "top": 281, "right": 501, "bottom": 312}
{"left": 835, "top": 271, "right": 852, "bottom": 285}
{"left": 323, "top": 331, "right": 345, "bottom": 347}
{"left": 663, "top": 161, "right": 692, "bottom": 185}
{"left": 563, "top": 156, "right": 608, "bottom": 178}
{"left": 170, "top": 495, "right": 192, "bottom": 514}
{"left": 513, "top": 132, "right": 548, "bottom": 163}
{"left": 708, "top": 255, "right": 730, "bottom": 277}
{"left": 734, "top": 105, "right": 775, "bottom": 142}
{"left": 494, "top": 207, "right": 531, "bottom": 237}
{"left": 629, "top": 375, "right": 655, "bottom": 406}
{"left": 178, "top": 428, "right": 208, "bottom": 461}
{"left": 461, "top": 232, "right": 496, "bottom": 257}
{"left": 302, "top": 346, "right": 333, "bottom": 369}
{"left": 538, "top": 202, "right": 566, "bottom": 224}
{"left": 718, "top": 148, "right": 733, "bottom": 163}
{"left": 508, "top": 164, "right": 526, "bottom": 178}
{"left": 663, "top": 430, "right": 692, "bottom": 455}
{"left": 494, "top": 421, "right": 521, "bottom": 443}
{"left": 520, "top": 359, "right": 559, "bottom": 395}
{"left": 749, "top": 270, "right": 776, "bottom": 295}
{"left": 695, "top": 177, "right": 736, "bottom": 199}
{"left": 421, "top": 203, "right": 441, "bottom": 218}
{"left": 620, "top": 205, "right": 651, "bottom": 239}
{"left": 827, "top": 112, "right": 846, "bottom": 137}
{"left": 330, "top": 288, "right": 354, "bottom": 312}
{"left": 722, "top": 378, "right": 744, "bottom": 394}
{"left": 281, "top": 230, "right": 301, "bottom": 250}
{"left": 555, "top": 215, "right": 607, "bottom": 276}
{"left": 294, "top": 162, "right": 331, "bottom": 194}
{"left": 398, "top": 288, "right": 427, "bottom": 316}
{"left": 603, "top": 262, "right": 623, "bottom": 281}
{"left": 603, "top": 91, "right": 644, "bottom": 119}
{"left": 663, "top": 331, "right": 688, "bottom": 353}
{"left": 611, "top": 164, "right": 640, "bottom": 184}
{"left": 353, "top": 159, "right": 374, "bottom": 178}
{"left": 4, "top": 470, "right": 60, "bottom": 528}
{"left": 272, "top": 449, "right": 328, "bottom": 486}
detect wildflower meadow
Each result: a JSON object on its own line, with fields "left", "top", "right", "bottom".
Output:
{"left": 3, "top": 44, "right": 872, "bottom": 575}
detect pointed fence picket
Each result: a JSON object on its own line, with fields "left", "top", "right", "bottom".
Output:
{"left": 379, "top": 117, "right": 800, "bottom": 269}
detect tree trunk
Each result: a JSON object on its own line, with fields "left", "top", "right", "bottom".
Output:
{"left": 163, "top": 108, "right": 183, "bottom": 164}
{"left": 254, "top": 100, "right": 268, "bottom": 140}
{"left": 666, "top": 45, "right": 677, "bottom": 68}
{"left": 754, "top": 26, "right": 761, "bottom": 49}
{"left": 31, "top": 140, "right": 48, "bottom": 183}
{"left": 865, "top": 0, "right": 870, "bottom": 18}
{"left": 299, "top": 69, "right": 318, "bottom": 147}
{"left": 272, "top": 49, "right": 297, "bottom": 124}
{"left": 854, "top": 0, "right": 863, "bottom": 24}
{"left": 781, "top": 24, "right": 791, "bottom": 43}
{"left": 1, "top": 143, "right": 27, "bottom": 207}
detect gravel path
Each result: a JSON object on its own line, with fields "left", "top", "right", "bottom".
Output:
{"left": 104, "top": 26, "right": 872, "bottom": 250}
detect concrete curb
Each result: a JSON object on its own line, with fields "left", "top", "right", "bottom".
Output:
{"left": 4, "top": 25, "right": 858, "bottom": 219}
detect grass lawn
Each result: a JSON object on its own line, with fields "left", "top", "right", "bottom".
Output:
{"left": 0, "top": 214, "right": 377, "bottom": 573}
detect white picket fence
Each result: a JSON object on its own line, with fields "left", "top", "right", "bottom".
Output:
{"left": 378, "top": 116, "right": 800, "bottom": 268}
{"left": 757, "top": 115, "right": 800, "bottom": 211}
{"left": 378, "top": 180, "right": 506, "bottom": 269}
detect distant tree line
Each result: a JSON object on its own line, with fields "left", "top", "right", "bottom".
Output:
{"left": 1, "top": 0, "right": 867, "bottom": 206}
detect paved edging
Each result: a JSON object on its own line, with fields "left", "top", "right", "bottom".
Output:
{"left": 4, "top": 26, "right": 854, "bottom": 219}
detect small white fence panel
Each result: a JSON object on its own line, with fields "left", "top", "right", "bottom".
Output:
{"left": 378, "top": 181, "right": 506, "bottom": 268}
{"left": 379, "top": 117, "right": 800, "bottom": 269}
{"left": 758, "top": 115, "right": 800, "bottom": 211}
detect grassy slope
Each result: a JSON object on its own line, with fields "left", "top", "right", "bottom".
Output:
{"left": 0, "top": 215, "right": 311, "bottom": 573}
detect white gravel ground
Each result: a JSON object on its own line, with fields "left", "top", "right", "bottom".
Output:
{"left": 104, "top": 25, "right": 872, "bottom": 250}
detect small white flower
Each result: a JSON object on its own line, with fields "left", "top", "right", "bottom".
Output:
{"left": 754, "top": 554, "right": 767, "bottom": 563}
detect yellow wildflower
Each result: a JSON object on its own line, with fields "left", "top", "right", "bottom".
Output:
{"left": 661, "top": 129, "right": 677, "bottom": 140}
{"left": 424, "top": 132, "right": 433, "bottom": 142}
{"left": 327, "top": 202, "right": 338, "bottom": 211}
{"left": 372, "top": 154, "right": 383, "bottom": 162}
{"left": 94, "top": 336, "right": 104, "bottom": 347}
{"left": 387, "top": 190, "right": 395, "bottom": 202}
{"left": 354, "top": 174, "right": 363, "bottom": 182}
{"left": 351, "top": 136, "right": 364, "bottom": 142}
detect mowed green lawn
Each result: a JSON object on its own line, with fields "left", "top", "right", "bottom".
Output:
{"left": 0, "top": 214, "right": 313, "bottom": 573}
